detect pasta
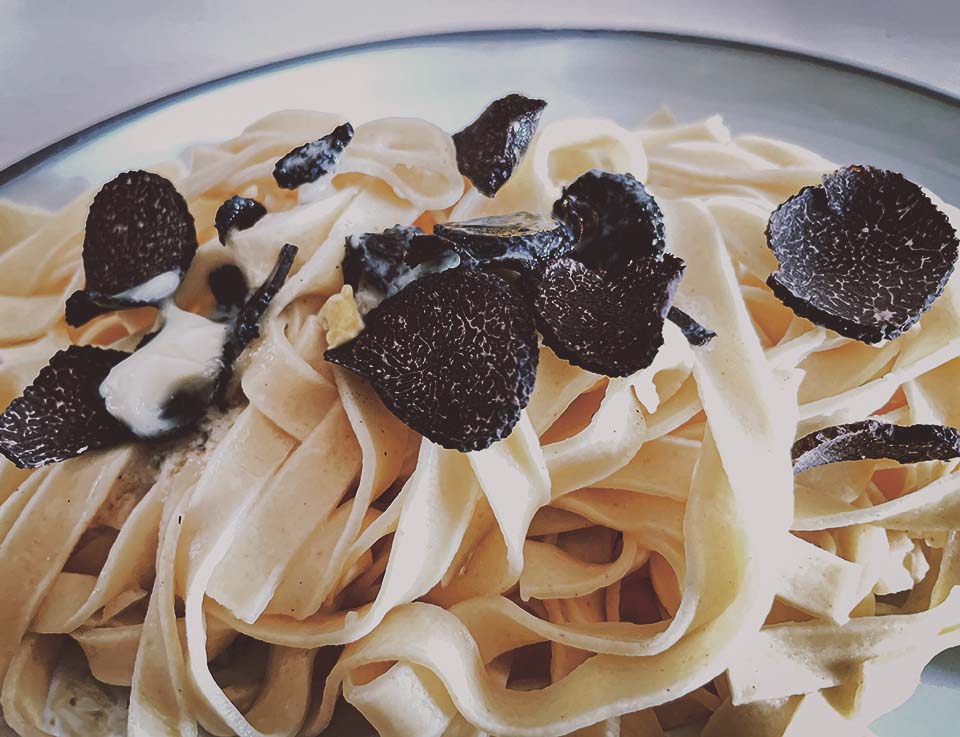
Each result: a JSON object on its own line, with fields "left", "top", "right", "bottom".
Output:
{"left": 2, "top": 103, "right": 960, "bottom": 737}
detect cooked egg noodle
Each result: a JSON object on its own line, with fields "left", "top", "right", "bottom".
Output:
{"left": 2, "top": 111, "right": 960, "bottom": 737}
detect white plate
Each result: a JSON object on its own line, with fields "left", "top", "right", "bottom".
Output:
{"left": 2, "top": 29, "right": 958, "bottom": 737}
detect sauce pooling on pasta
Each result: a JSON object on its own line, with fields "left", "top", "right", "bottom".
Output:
{"left": 99, "top": 303, "right": 227, "bottom": 438}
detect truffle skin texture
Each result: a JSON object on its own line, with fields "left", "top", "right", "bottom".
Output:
{"left": 767, "top": 166, "right": 959, "bottom": 344}
{"left": 66, "top": 170, "right": 198, "bottom": 326}
{"left": 433, "top": 212, "right": 574, "bottom": 271}
{"left": 215, "top": 196, "right": 267, "bottom": 244}
{"left": 0, "top": 346, "right": 133, "bottom": 468}
{"left": 792, "top": 420, "right": 960, "bottom": 475}
{"left": 553, "top": 170, "right": 666, "bottom": 272}
{"left": 453, "top": 94, "right": 547, "bottom": 197}
{"left": 273, "top": 123, "right": 354, "bottom": 190}
{"left": 526, "top": 253, "right": 685, "bottom": 377}
{"left": 667, "top": 307, "right": 716, "bottom": 347}
{"left": 325, "top": 269, "right": 539, "bottom": 452}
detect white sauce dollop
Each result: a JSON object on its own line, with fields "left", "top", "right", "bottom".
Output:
{"left": 100, "top": 304, "right": 228, "bottom": 438}
{"left": 112, "top": 270, "right": 182, "bottom": 302}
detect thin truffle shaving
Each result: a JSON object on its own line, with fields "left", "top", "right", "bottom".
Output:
{"left": 217, "top": 243, "right": 298, "bottom": 399}
{"left": 433, "top": 212, "right": 574, "bottom": 271}
{"left": 273, "top": 122, "right": 354, "bottom": 190}
{"left": 792, "top": 420, "right": 960, "bottom": 474}
{"left": 667, "top": 306, "right": 716, "bottom": 347}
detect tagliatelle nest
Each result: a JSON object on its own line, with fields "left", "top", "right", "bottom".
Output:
{"left": 1, "top": 101, "right": 960, "bottom": 737}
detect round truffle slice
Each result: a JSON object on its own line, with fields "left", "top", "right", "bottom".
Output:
{"left": 273, "top": 122, "right": 354, "bottom": 190}
{"left": 767, "top": 166, "right": 959, "bottom": 344}
{"left": 792, "top": 420, "right": 960, "bottom": 475}
{"left": 66, "top": 170, "right": 199, "bottom": 326}
{"left": 325, "top": 269, "right": 539, "bottom": 452}
{"left": 453, "top": 94, "right": 547, "bottom": 197}
{"left": 343, "top": 226, "right": 460, "bottom": 313}
{"left": 527, "top": 254, "right": 685, "bottom": 377}
{"left": 553, "top": 170, "right": 666, "bottom": 272}
{"left": 215, "top": 195, "right": 267, "bottom": 244}
{"left": 433, "top": 212, "right": 575, "bottom": 271}
{"left": 0, "top": 346, "right": 133, "bottom": 468}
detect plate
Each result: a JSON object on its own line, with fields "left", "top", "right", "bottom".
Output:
{"left": 2, "top": 29, "right": 958, "bottom": 737}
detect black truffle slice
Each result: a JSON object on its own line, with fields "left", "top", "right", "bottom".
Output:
{"left": 66, "top": 171, "right": 198, "bottom": 327}
{"left": 208, "top": 264, "right": 249, "bottom": 313}
{"left": 667, "top": 307, "right": 716, "bottom": 347}
{"left": 432, "top": 212, "right": 574, "bottom": 271}
{"left": 453, "top": 94, "right": 546, "bottom": 197}
{"left": 273, "top": 123, "right": 354, "bottom": 190}
{"left": 767, "top": 166, "right": 959, "bottom": 344}
{"left": 526, "top": 254, "right": 685, "bottom": 377}
{"left": 0, "top": 346, "right": 133, "bottom": 469}
{"left": 215, "top": 196, "right": 267, "bottom": 244}
{"left": 342, "top": 226, "right": 460, "bottom": 313}
{"left": 792, "top": 420, "right": 960, "bottom": 475}
{"left": 553, "top": 170, "right": 665, "bottom": 272}
{"left": 216, "top": 244, "right": 298, "bottom": 400}
{"left": 325, "top": 269, "right": 538, "bottom": 451}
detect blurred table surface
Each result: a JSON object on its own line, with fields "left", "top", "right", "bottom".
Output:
{"left": 1, "top": 0, "right": 959, "bottom": 170}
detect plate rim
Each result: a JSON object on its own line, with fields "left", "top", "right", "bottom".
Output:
{"left": 2, "top": 26, "right": 960, "bottom": 189}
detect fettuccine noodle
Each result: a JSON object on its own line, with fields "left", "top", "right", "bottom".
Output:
{"left": 2, "top": 106, "right": 960, "bottom": 737}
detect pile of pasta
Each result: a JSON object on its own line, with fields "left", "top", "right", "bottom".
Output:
{"left": 2, "top": 107, "right": 960, "bottom": 737}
